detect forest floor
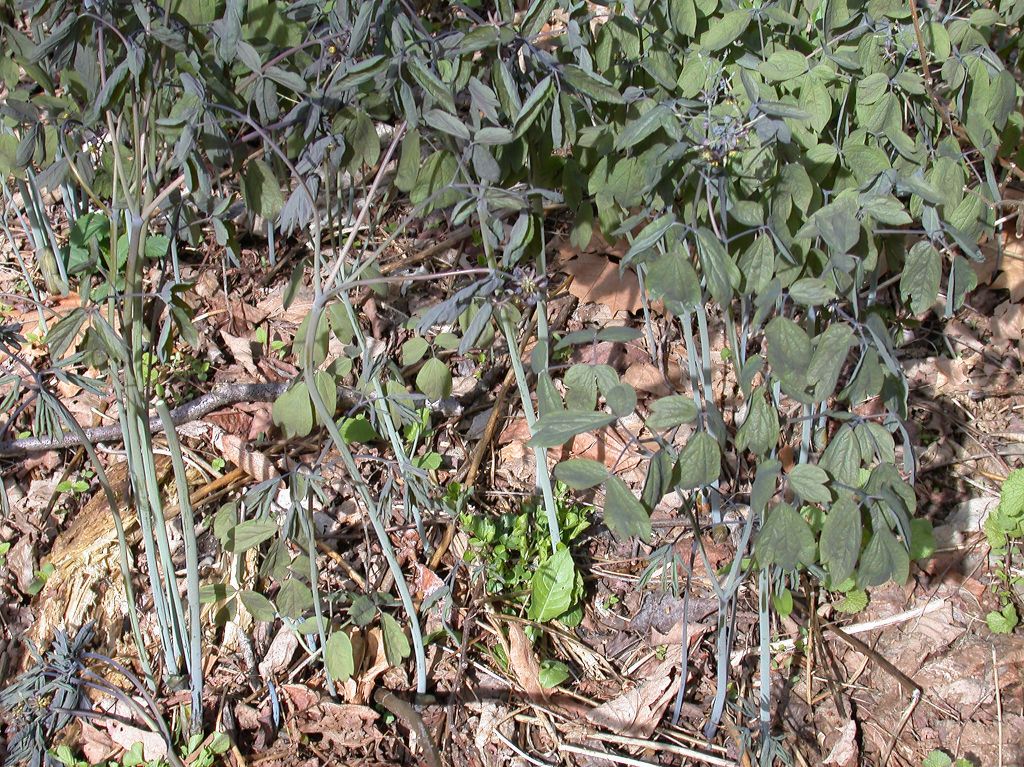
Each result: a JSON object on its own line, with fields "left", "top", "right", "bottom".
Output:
{"left": 1, "top": 208, "right": 1023, "bottom": 767}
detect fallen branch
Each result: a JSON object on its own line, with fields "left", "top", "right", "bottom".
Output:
{"left": 0, "top": 382, "right": 290, "bottom": 456}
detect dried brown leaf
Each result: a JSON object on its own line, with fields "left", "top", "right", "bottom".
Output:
{"left": 585, "top": 658, "right": 678, "bottom": 737}
{"left": 559, "top": 251, "right": 641, "bottom": 315}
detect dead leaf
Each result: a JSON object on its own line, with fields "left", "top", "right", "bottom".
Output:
{"left": 80, "top": 720, "right": 115, "bottom": 764}
{"left": 559, "top": 251, "right": 642, "bottom": 315}
{"left": 259, "top": 626, "right": 298, "bottom": 678}
{"left": 297, "top": 702, "right": 380, "bottom": 748}
{"left": 282, "top": 683, "right": 319, "bottom": 714}
{"left": 105, "top": 721, "right": 167, "bottom": 762}
{"left": 990, "top": 300, "right": 1024, "bottom": 343}
{"left": 508, "top": 622, "right": 547, "bottom": 702}
{"left": 215, "top": 433, "right": 280, "bottom": 483}
{"left": 220, "top": 331, "right": 260, "bottom": 377}
{"left": 823, "top": 720, "right": 859, "bottom": 767}
{"left": 586, "top": 658, "right": 678, "bottom": 738}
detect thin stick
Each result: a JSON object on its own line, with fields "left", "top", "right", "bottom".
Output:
{"left": 994, "top": 643, "right": 1003, "bottom": 767}
{"left": 580, "top": 731, "right": 737, "bottom": 767}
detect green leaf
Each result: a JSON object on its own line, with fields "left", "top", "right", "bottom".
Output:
{"left": 857, "top": 527, "right": 909, "bottom": 588}
{"left": 695, "top": 228, "right": 738, "bottom": 305}
{"left": 538, "top": 659, "right": 570, "bottom": 688}
{"left": 224, "top": 519, "right": 278, "bottom": 553}
{"left": 408, "top": 58, "right": 455, "bottom": 112}
{"left": 645, "top": 247, "right": 701, "bottom": 313}
{"left": 676, "top": 432, "right": 721, "bottom": 489}
{"left": 820, "top": 495, "right": 861, "bottom": 584}
{"left": 760, "top": 50, "right": 807, "bottom": 81}
{"left": 415, "top": 357, "right": 453, "bottom": 401}
{"left": 239, "top": 590, "right": 277, "bottom": 621}
{"left": 423, "top": 108, "right": 471, "bottom": 141}
{"left": 700, "top": 10, "right": 750, "bottom": 50}
{"left": 772, "top": 588, "right": 794, "bottom": 619}
{"left": 986, "top": 604, "right": 1019, "bottom": 634}
{"left": 529, "top": 548, "right": 576, "bottom": 621}
{"left": 276, "top": 578, "right": 314, "bottom": 619}
{"left": 605, "top": 383, "right": 637, "bottom": 416}
{"left": 921, "top": 751, "right": 953, "bottom": 767}
{"left": 808, "top": 323, "right": 854, "bottom": 402}
{"left": 381, "top": 612, "right": 412, "bottom": 664}
{"left": 756, "top": 504, "right": 816, "bottom": 570}
{"left": 402, "top": 337, "right": 430, "bottom": 366}
{"left": 735, "top": 389, "right": 779, "bottom": 456}
{"left": 909, "top": 518, "right": 936, "bottom": 560}
{"left": 528, "top": 411, "right": 617, "bottom": 448}
{"left": 564, "top": 364, "right": 598, "bottom": 411}
{"left": 325, "top": 630, "right": 355, "bottom": 682}
{"left": 787, "top": 463, "right": 831, "bottom": 503}
{"left": 273, "top": 382, "right": 314, "bottom": 438}
{"left": 901, "top": 240, "right": 942, "bottom": 315}
{"left": 242, "top": 160, "right": 284, "bottom": 220}
{"left": 789, "top": 278, "right": 836, "bottom": 306}
{"left": 834, "top": 589, "right": 869, "bottom": 614}
{"left": 646, "top": 395, "right": 698, "bottom": 430}
{"left": 561, "top": 65, "right": 624, "bottom": 104}
{"left": 603, "top": 476, "right": 652, "bottom": 542}
{"left": 340, "top": 416, "right": 380, "bottom": 444}
{"left": 766, "top": 317, "right": 811, "bottom": 400}
{"left": 515, "top": 74, "right": 554, "bottom": 137}
{"left": 554, "top": 458, "right": 609, "bottom": 490}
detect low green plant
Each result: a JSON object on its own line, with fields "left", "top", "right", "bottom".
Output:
{"left": 984, "top": 468, "right": 1024, "bottom": 633}
{"left": 922, "top": 749, "right": 977, "bottom": 767}
{"left": 462, "top": 485, "right": 589, "bottom": 625}
{"left": 51, "top": 731, "right": 229, "bottom": 767}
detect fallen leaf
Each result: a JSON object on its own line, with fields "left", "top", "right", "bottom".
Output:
{"left": 823, "top": 720, "right": 859, "bottom": 767}
{"left": 259, "top": 626, "right": 298, "bottom": 678}
{"left": 559, "top": 251, "right": 642, "bottom": 315}
{"left": 990, "top": 300, "right": 1024, "bottom": 343}
{"left": 297, "top": 702, "right": 380, "bottom": 748}
{"left": 79, "top": 720, "right": 115, "bottom": 765}
{"left": 508, "top": 622, "right": 547, "bottom": 702}
{"left": 586, "top": 658, "right": 678, "bottom": 737}
{"left": 216, "top": 433, "right": 281, "bottom": 483}
{"left": 221, "top": 331, "right": 260, "bottom": 377}
{"left": 105, "top": 721, "right": 167, "bottom": 762}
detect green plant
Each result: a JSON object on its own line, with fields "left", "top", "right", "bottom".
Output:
{"left": 922, "top": 749, "right": 977, "bottom": 767}
{"left": 51, "top": 730, "right": 229, "bottom": 767}
{"left": 984, "top": 468, "right": 1024, "bottom": 633}
{"left": 462, "top": 486, "right": 589, "bottom": 624}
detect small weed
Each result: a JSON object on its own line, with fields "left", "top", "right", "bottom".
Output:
{"left": 984, "top": 469, "right": 1024, "bottom": 633}
{"left": 462, "top": 485, "right": 589, "bottom": 624}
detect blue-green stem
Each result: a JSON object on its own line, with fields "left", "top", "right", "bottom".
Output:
{"left": 155, "top": 400, "right": 203, "bottom": 732}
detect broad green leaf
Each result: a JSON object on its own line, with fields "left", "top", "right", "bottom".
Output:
{"left": 603, "top": 476, "right": 652, "bottom": 542}
{"left": 835, "top": 589, "right": 869, "bottom": 614}
{"left": 766, "top": 317, "right": 811, "bottom": 399}
{"left": 676, "top": 432, "right": 721, "bottom": 489}
{"left": 381, "top": 612, "right": 412, "bottom": 664}
{"left": 528, "top": 411, "right": 617, "bottom": 448}
{"left": 857, "top": 527, "right": 909, "bottom": 588}
{"left": 565, "top": 364, "right": 598, "bottom": 411}
{"left": 561, "top": 65, "right": 624, "bottom": 103}
{"left": 514, "top": 74, "right": 554, "bottom": 137}
{"left": 820, "top": 425, "right": 862, "bottom": 486}
{"left": 696, "top": 228, "right": 738, "bottom": 305}
{"left": 646, "top": 395, "right": 698, "bottom": 430}
{"left": 423, "top": 108, "right": 470, "bottom": 141}
{"left": 538, "top": 659, "right": 570, "bottom": 688}
{"left": 407, "top": 58, "right": 455, "bottom": 112}
{"left": 700, "top": 10, "right": 750, "bottom": 50}
{"left": 646, "top": 247, "right": 701, "bottom": 313}
{"left": 224, "top": 519, "right": 278, "bottom": 553}
{"left": 605, "top": 383, "right": 637, "bottom": 416}
{"left": 325, "top": 630, "right": 355, "bottom": 682}
{"left": 738, "top": 236, "right": 775, "bottom": 294}
{"left": 340, "top": 416, "right": 380, "bottom": 444}
{"left": 901, "top": 240, "right": 942, "bottom": 315}
{"left": 529, "top": 548, "right": 575, "bottom": 621}
{"left": 760, "top": 50, "right": 807, "bottom": 81}
{"left": 242, "top": 160, "right": 284, "bottom": 220}
{"left": 787, "top": 463, "right": 831, "bottom": 503}
{"left": 554, "top": 458, "right": 609, "bottom": 489}
{"left": 808, "top": 323, "right": 854, "bottom": 402}
{"left": 986, "top": 604, "right": 1019, "bottom": 634}
{"left": 402, "top": 337, "right": 430, "bottom": 366}
{"left": 239, "top": 590, "right": 276, "bottom": 622}
{"left": 756, "top": 504, "right": 816, "bottom": 570}
{"left": 909, "top": 518, "right": 936, "bottom": 560}
{"left": 276, "top": 578, "right": 314, "bottom": 619}
{"left": 415, "top": 357, "right": 453, "bottom": 402}
{"left": 789, "top": 278, "right": 836, "bottom": 306}
{"left": 735, "top": 389, "right": 779, "bottom": 456}
{"left": 293, "top": 312, "right": 330, "bottom": 365}
{"left": 820, "top": 495, "right": 861, "bottom": 584}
